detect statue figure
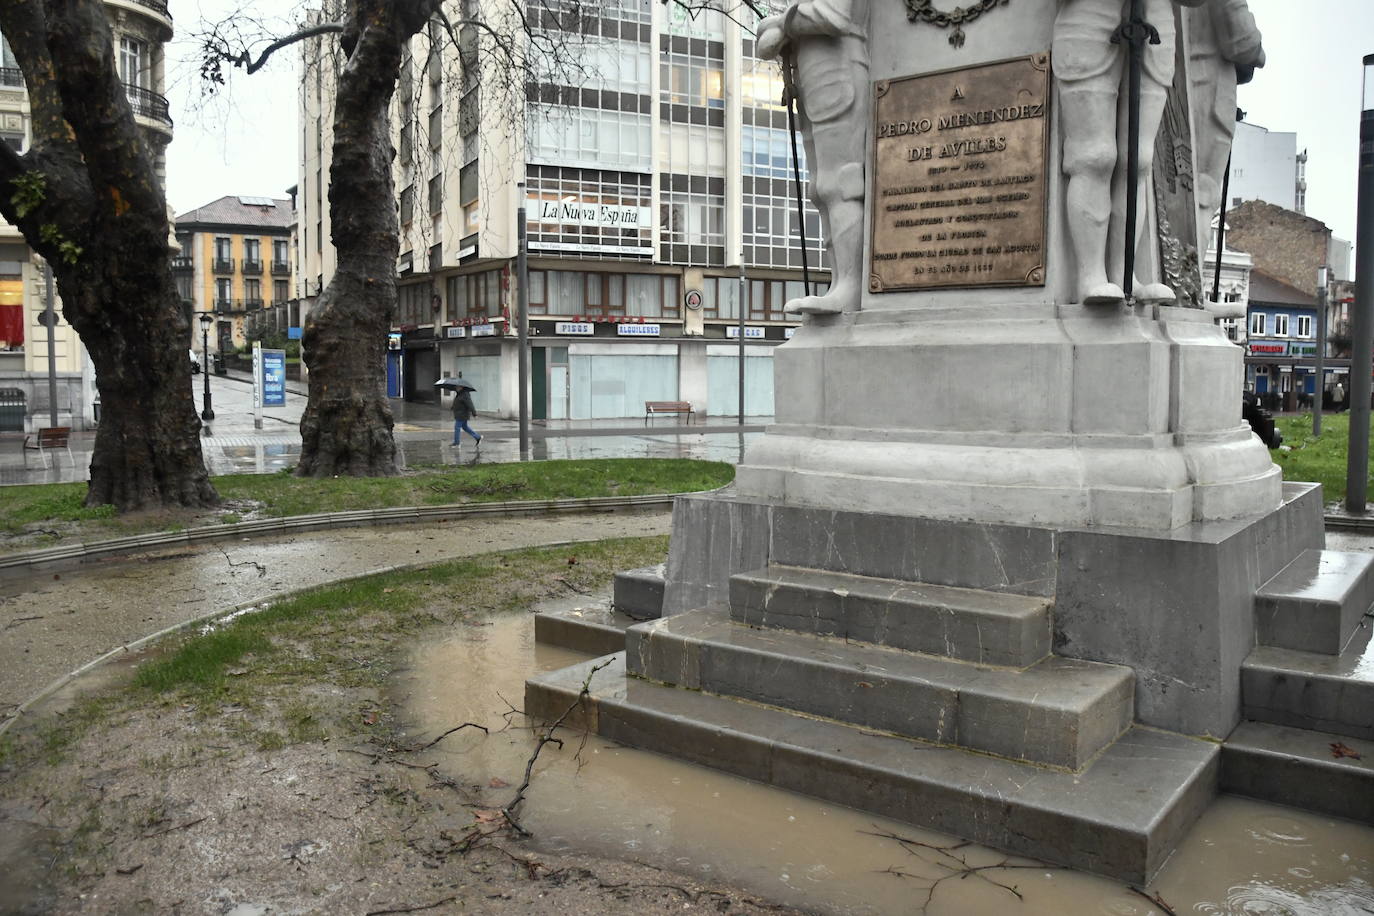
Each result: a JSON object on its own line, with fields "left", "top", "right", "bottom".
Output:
{"left": 1053, "top": 0, "right": 1208, "bottom": 305}
{"left": 1188, "top": 0, "right": 1264, "bottom": 261}
{"left": 756, "top": 0, "right": 870, "bottom": 315}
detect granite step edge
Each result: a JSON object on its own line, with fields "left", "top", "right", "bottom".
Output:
{"left": 525, "top": 654, "right": 1216, "bottom": 886}
{"left": 1221, "top": 720, "right": 1374, "bottom": 824}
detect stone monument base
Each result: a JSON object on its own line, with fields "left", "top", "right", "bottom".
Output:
{"left": 526, "top": 482, "right": 1355, "bottom": 883}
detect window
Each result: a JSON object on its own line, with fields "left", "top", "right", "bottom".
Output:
{"left": 273, "top": 280, "right": 289, "bottom": 303}
{"left": 273, "top": 239, "right": 289, "bottom": 266}
{"left": 527, "top": 105, "right": 651, "bottom": 172}
{"left": 1220, "top": 318, "right": 1239, "bottom": 341}
{"left": 119, "top": 38, "right": 148, "bottom": 89}
{"left": 1296, "top": 315, "right": 1312, "bottom": 338}
{"left": 1249, "top": 312, "right": 1266, "bottom": 336}
{"left": 444, "top": 270, "right": 500, "bottom": 322}
{"left": 216, "top": 278, "right": 232, "bottom": 304}
{"left": 1273, "top": 313, "right": 1289, "bottom": 337}
{"left": 400, "top": 185, "right": 414, "bottom": 225}
{"left": 742, "top": 126, "right": 803, "bottom": 181}
{"left": 244, "top": 279, "right": 262, "bottom": 305}
{"left": 214, "top": 237, "right": 232, "bottom": 260}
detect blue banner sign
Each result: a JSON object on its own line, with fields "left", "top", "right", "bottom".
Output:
{"left": 259, "top": 348, "right": 287, "bottom": 407}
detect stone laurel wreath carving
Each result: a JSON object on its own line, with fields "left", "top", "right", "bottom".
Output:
{"left": 903, "top": 0, "right": 1011, "bottom": 48}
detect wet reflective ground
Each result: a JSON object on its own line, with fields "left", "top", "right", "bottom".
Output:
{"left": 405, "top": 606, "right": 1374, "bottom": 916}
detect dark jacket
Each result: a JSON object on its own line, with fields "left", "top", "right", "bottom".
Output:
{"left": 451, "top": 389, "right": 476, "bottom": 421}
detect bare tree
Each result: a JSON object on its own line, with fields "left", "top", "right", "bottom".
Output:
{"left": 0, "top": 0, "right": 217, "bottom": 511}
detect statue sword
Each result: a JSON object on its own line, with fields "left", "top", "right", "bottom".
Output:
{"left": 1110, "top": 0, "right": 1161, "bottom": 301}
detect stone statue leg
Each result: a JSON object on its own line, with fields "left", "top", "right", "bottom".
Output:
{"left": 784, "top": 39, "right": 869, "bottom": 317}
{"left": 1059, "top": 83, "right": 1123, "bottom": 304}
{"left": 1108, "top": 78, "right": 1173, "bottom": 303}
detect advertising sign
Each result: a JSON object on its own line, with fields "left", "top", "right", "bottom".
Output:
{"left": 445, "top": 326, "right": 467, "bottom": 339}
{"left": 555, "top": 322, "right": 595, "bottom": 336}
{"left": 617, "top": 323, "right": 661, "bottom": 336}
{"left": 471, "top": 324, "right": 497, "bottom": 337}
{"left": 258, "top": 348, "right": 287, "bottom": 407}
{"left": 726, "top": 326, "right": 765, "bottom": 339}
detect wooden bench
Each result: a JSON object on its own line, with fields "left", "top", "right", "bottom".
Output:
{"left": 22, "top": 426, "right": 73, "bottom": 468}
{"left": 644, "top": 401, "right": 695, "bottom": 425}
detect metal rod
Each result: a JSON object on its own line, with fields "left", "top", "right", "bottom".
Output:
{"left": 1212, "top": 153, "right": 1230, "bottom": 304}
{"left": 201, "top": 318, "right": 214, "bottom": 422}
{"left": 784, "top": 56, "right": 812, "bottom": 297}
{"left": 1119, "top": 0, "right": 1148, "bottom": 300}
{"left": 517, "top": 181, "right": 530, "bottom": 459}
{"left": 44, "top": 262, "right": 56, "bottom": 427}
{"left": 1345, "top": 65, "right": 1374, "bottom": 512}
{"left": 738, "top": 264, "right": 746, "bottom": 425}
{"left": 1315, "top": 268, "right": 1328, "bottom": 438}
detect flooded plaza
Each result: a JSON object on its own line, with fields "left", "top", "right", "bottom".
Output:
{"left": 406, "top": 604, "right": 1374, "bottom": 916}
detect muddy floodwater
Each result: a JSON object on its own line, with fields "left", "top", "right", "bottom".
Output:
{"left": 404, "top": 602, "right": 1374, "bottom": 916}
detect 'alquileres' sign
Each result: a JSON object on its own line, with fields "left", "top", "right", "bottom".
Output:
{"left": 528, "top": 199, "right": 650, "bottom": 229}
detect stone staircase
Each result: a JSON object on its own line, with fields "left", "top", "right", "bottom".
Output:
{"left": 1224, "top": 549, "right": 1374, "bottom": 823}
{"left": 529, "top": 559, "right": 1218, "bottom": 884}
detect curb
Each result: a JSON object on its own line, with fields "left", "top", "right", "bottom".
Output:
{"left": 0, "top": 534, "right": 605, "bottom": 741}
{"left": 0, "top": 494, "right": 677, "bottom": 580}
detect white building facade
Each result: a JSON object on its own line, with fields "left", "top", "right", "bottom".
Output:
{"left": 299, "top": 0, "right": 824, "bottom": 421}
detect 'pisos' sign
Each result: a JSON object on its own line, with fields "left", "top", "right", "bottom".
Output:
{"left": 528, "top": 198, "right": 650, "bottom": 229}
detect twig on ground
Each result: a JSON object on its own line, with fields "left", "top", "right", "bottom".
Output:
{"left": 217, "top": 545, "right": 266, "bottom": 576}
{"left": 140, "top": 816, "right": 206, "bottom": 839}
{"left": 405, "top": 721, "right": 489, "bottom": 753}
{"left": 4, "top": 615, "right": 44, "bottom": 629}
{"left": 502, "top": 658, "right": 612, "bottom": 833}
{"left": 1128, "top": 887, "right": 1178, "bottom": 915}
{"left": 338, "top": 748, "right": 437, "bottom": 771}
{"left": 364, "top": 896, "right": 457, "bottom": 916}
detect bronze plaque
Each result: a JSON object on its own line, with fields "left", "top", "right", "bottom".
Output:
{"left": 869, "top": 54, "right": 1050, "bottom": 292}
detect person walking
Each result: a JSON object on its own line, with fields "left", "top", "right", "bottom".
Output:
{"left": 451, "top": 385, "right": 482, "bottom": 448}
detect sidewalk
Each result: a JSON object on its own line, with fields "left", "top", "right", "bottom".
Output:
{"left": 0, "top": 368, "right": 769, "bottom": 486}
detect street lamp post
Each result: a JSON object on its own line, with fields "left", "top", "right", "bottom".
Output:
{"left": 1345, "top": 54, "right": 1374, "bottom": 512}
{"left": 1315, "top": 265, "right": 1328, "bottom": 438}
{"left": 198, "top": 311, "right": 215, "bottom": 423}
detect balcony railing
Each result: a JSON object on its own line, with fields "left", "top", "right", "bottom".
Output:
{"left": 128, "top": 0, "right": 171, "bottom": 17}
{"left": 271, "top": 261, "right": 291, "bottom": 276}
{"left": 0, "top": 69, "right": 22, "bottom": 89}
{"left": 170, "top": 256, "right": 193, "bottom": 272}
{"left": 214, "top": 299, "right": 242, "bottom": 313}
{"left": 124, "top": 83, "right": 172, "bottom": 128}
{"left": 241, "top": 259, "right": 263, "bottom": 275}
{"left": 244, "top": 298, "right": 265, "bottom": 310}
{"left": 213, "top": 258, "right": 235, "bottom": 274}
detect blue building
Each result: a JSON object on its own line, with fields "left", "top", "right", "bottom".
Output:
{"left": 1243, "top": 271, "right": 1338, "bottom": 410}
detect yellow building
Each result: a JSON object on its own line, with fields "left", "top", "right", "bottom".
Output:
{"left": 0, "top": 5, "right": 174, "bottom": 432}
{"left": 173, "top": 197, "right": 296, "bottom": 356}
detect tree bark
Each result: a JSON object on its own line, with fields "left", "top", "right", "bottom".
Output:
{"left": 0, "top": 0, "right": 216, "bottom": 510}
{"left": 296, "top": 0, "right": 441, "bottom": 477}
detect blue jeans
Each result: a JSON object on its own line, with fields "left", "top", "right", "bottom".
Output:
{"left": 452, "top": 418, "right": 480, "bottom": 444}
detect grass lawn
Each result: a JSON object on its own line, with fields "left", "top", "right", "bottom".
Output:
{"left": 1273, "top": 412, "right": 1374, "bottom": 505}
{"left": 0, "top": 458, "right": 733, "bottom": 550}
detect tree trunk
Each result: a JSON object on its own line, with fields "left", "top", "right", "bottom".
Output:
{"left": 298, "top": 1, "right": 441, "bottom": 476}
{"left": 0, "top": 0, "right": 216, "bottom": 511}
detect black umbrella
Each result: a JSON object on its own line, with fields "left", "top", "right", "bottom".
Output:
{"left": 434, "top": 377, "right": 475, "bottom": 391}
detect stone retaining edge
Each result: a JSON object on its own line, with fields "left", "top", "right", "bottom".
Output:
{"left": 0, "top": 494, "right": 678, "bottom": 579}
{"left": 0, "top": 530, "right": 614, "bottom": 741}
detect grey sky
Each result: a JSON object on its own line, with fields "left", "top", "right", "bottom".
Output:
{"left": 163, "top": 1, "right": 1370, "bottom": 247}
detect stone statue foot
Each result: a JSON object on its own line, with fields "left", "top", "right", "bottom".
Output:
{"left": 1083, "top": 282, "right": 1125, "bottom": 305}
{"left": 785, "top": 294, "right": 844, "bottom": 316}
{"left": 1136, "top": 282, "right": 1176, "bottom": 304}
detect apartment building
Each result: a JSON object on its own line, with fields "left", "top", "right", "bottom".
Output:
{"left": 299, "top": 0, "right": 822, "bottom": 419}
{"left": 173, "top": 196, "right": 295, "bottom": 355}
{"left": 0, "top": 3, "right": 174, "bottom": 432}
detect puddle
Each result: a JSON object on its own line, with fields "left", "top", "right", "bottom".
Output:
{"left": 404, "top": 607, "right": 1374, "bottom": 916}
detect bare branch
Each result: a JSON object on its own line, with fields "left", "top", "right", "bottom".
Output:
{"left": 243, "top": 22, "right": 346, "bottom": 74}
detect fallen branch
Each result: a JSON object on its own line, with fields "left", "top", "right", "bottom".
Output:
{"left": 364, "top": 896, "right": 457, "bottom": 916}
{"left": 405, "top": 722, "right": 489, "bottom": 753}
{"left": 217, "top": 545, "right": 266, "bottom": 577}
{"left": 4, "top": 615, "right": 44, "bottom": 629}
{"left": 1128, "top": 886, "right": 1178, "bottom": 915}
{"left": 141, "top": 816, "right": 206, "bottom": 839}
{"left": 502, "top": 658, "right": 612, "bottom": 832}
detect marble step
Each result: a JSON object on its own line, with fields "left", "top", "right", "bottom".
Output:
{"left": 1241, "top": 625, "right": 1374, "bottom": 741}
{"left": 729, "top": 564, "right": 1052, "bottom": 667}
{"left": 613, "top": 564, "right": 665, "bottom": 620}
{"left": 534, "top": 605, "right": 643, "bottom": 656}
{"left": 525, "top": 654, "right": 1217, "bottom": 886}
{"left": 1254, "top": 549, "right": 1374, "bottom": 654}
{"left": 1221, "top": 720, "right": 1374, "bottom": 825}
{"left": 626, "top": 605, "right": 1133, "bottom": 770}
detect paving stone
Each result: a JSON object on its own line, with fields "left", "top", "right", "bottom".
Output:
{"left": 1221, "top": 720, "right": 1374, "bottom": 824}
{"left": 526, "top": 654, "right": 1217, "bottom": 886}
{"left": 1255, "top": 549, "right": 1374, "bottom": 654}
{"left": 533, "top": 606, "right": 643, "bottom": 656}
{"left": 626, "top": 606, "right": 1133, "bottom": 770}
{"left": 612, "top": 564, "right": 666, "bottom": 620}
{"left": 729, "top": 564, "right": 1052, "bottom": 666}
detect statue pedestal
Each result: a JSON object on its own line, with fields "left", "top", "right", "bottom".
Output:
{"left": 735, "top": 301, "right": 1281, "bottom": 529}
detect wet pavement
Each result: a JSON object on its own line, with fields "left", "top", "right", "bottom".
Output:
{"left": 0, "top": 370, "right": 766, "bottom": 485}
{"left": 0, "top": 509, "right": 672, "bottom": 728}
{"left": 407, "top": 605, "right": 1374, "bottom": 916}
